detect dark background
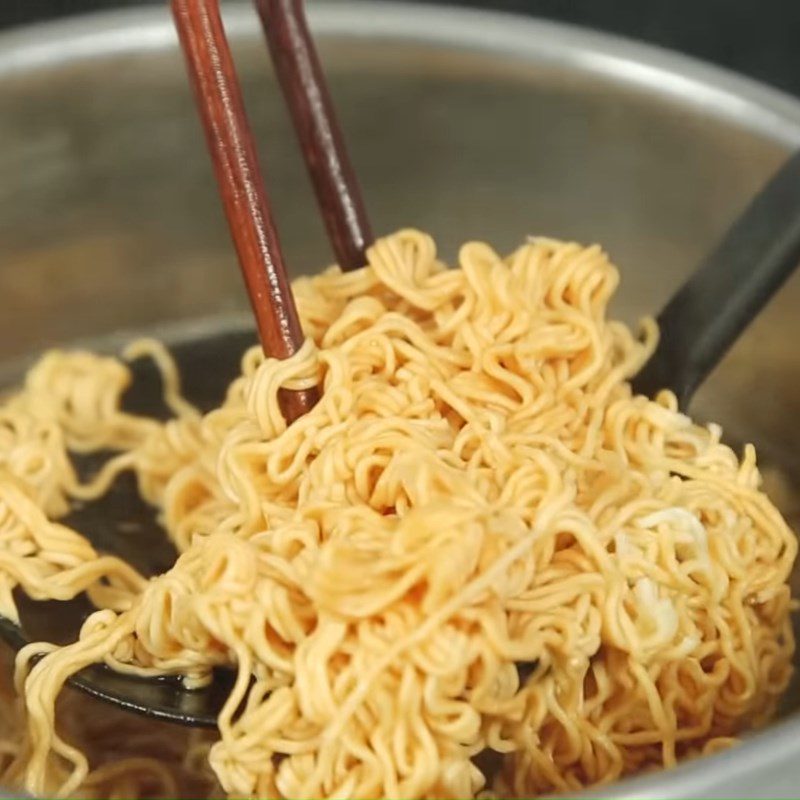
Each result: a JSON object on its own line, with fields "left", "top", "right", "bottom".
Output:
{"left": 2, "top": 1, "right": 799, "bottom": 99}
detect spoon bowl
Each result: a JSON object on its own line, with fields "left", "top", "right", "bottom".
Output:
{"left": 0, "top": 327, "right": 256, "bottom": 727}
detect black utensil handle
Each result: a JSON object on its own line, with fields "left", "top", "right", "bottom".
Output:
{"left": 632, "top": 150, "right": 800, "bottom": 408}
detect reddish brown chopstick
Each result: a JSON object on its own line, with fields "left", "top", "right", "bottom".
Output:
{"left": 171, "top": 0, "right": 318, "bottom": 422}
{"left": 256, "top": 0, "right": 373, "bottom": 272}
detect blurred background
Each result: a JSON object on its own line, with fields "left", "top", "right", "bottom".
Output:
{"left": 3, "top": 1, "right": 800, "bottom": 98}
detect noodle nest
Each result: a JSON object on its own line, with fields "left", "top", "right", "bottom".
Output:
{"left": 0, "top": 230, "right": 795, "bottom": 799}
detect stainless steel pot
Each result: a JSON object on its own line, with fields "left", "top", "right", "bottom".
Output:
{"left": 1, "top": 3, "right": 800, "bottom": 797}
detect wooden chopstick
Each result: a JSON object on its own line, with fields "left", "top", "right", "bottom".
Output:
{"left": 256, "top": 0, "right": 373, "bottom": 272}
{"left": 171, "top": 0, "right": 319, "bottom": 423}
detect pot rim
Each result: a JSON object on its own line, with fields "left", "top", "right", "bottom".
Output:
{"left": 2, "top": 0, "right": 800, "bottom": 149}
{"left": 1, "top": 3, "right": 800, "bottom": 797}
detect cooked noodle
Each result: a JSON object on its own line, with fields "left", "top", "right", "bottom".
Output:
{"left": 0, "top": 230, "right": 794, "bottom": 798}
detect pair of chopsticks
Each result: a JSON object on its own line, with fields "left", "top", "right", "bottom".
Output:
{"left": 172, "top": 0, "right": 372, "bottom": 422}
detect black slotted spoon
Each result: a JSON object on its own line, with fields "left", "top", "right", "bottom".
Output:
{"left": 3, "top": 152, "right": 800, "bottom": 728}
